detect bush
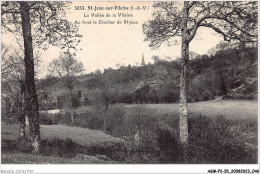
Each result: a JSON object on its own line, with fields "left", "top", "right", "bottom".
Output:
{"left": 186, "top": 115, "right": 257, "bottom": 163}
{"left": 156, "top": 126, "right": 180, "bottom": 163}
{"left": 83, "top": 96, "right": 90, "bottom": 106}
{"left": 40, "top": 138, "right": 77, "bottom": 158}
{"left": 118, "top": 93, "right": 134, "bottom": 104}
{"left": 39, "top": 112, "right": 74, "bottom": 125}
{"left": 71, "top": 96, "right": 81, "bottom": 109}
{"left": 39, "top": 112, "right": 60, "bottom": 125}
{"left": 39, "top": 103, "right": 57, "bottom": 111}
{"left": 124, "top": 106, "right": 158, "bottom": 135}
{"left": 73, "top": 110, "right": 104, "bottom": 130}
{"left": 1, "top": 115, "right": 19, "bottom": 124}
{"left": 2, "top": 139, "right": 33, "bottom": 153}
{"left": 58, "top": 112, "right": 72, "bottom": 125}
{"left": 134, "top": 112, "right": 257, "bottom": 164}
{"left": 39, "top": 111, "right": 72, "bottom": 126}
{"left": 123, "top": 106, "right": 159, "bottom": 154}
{"left": 2, "top": 109, "right": 257, "bottom": 164}
{"left": 147, "top": 89, "right": 160, "bottom": 104}
{"left": 134, "top": 84, "right": 151, "bottom": 103}
{"left": 74, "top": 104, "right": 126, "bottom": 134}
{"left": 85, "top": 141, "right": 128, "bottom": 161}
{"left": 34, "top": 105, "right": 260, "bottom": 164}
{"left": 106, "top": 105, "right": 126, "bottom": 137}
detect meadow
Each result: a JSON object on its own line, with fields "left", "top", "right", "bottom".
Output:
{"left": 2, "top": 123, "right": 121, "bottom": 164}
{"left": 48, "top": 100, "right": 258, "bottom": 120}
{"left": 1, "top": 100, "right": 258, "bottom": 164}
{"left": 126, "top": 100, "right": 258, "bottom": 120}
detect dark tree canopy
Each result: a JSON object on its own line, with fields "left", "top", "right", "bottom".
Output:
{"left": 49, "top": 52, "right": 84, "bottom": 79}
{"left": 143, "top": 1, "right": 258, "bottom": 49}
{"left": 1, "top": 1, "right": 81, "bottom": 52}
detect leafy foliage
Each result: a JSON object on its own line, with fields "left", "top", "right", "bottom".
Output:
{"left": 78, "top": 47, "right": 257, "bottom": 105}
{"left": 143, "top": 2, "right": 257, "bottom": 49}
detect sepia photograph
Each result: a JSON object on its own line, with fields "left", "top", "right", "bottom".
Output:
{"left": 1, "top": 0, "right": 259, "bottom": 173}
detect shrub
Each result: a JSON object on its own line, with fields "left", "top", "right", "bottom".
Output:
{"left": 40, "top": 138, "right": 77, "bottom": 158}
{"left": 147, "top": 89, "right": 160, "bottom": 104}
{"left": 186, "top": 115, "right": 257, "bottom": 163}
{"left": 124, "top": 106, "right": 158, "bottom": 136}
{"left": 2, "top": 110, "right": 257, "bottom": 164}
{"left": 118, "top": 93, "right": 134, "bottom": 104}
{"left": 39, "top": 103, "right": 57, "bottom": 111}
{"left": 74, "top": 104, "right": 127, "bottom": 133}
{"left": 106, "top": 104, "right": 126, "bottom": 137}
{"left": 134, "top": 84, "right": 151, "bottom": 103}
{"left": 39, "top": 112, "right": 56, "bottom": 125}
{"left": 85, "top": 141, "right": 127, "bottom": 161}
{"left": 156, "top": 126, "right": 180, "bottom": 163}
{"left": 39, "top": 114, "right": 54, "bottom": 125}
{"left": 154, "top": 113, "right": 256, "bottom": 164}
{"left": 1, "top": 116, "right": 19, "bottom": 124}
{"left": 71, "top": 96, "right": 81, "bottom": 109}
{"left": 58, "top": 112, "right": 72, "bottom": 125}
{"left": 39, "top": 112, "right": 65, "bottom": 125}
{"left": 83, "top": 96, "right": 90, "bottom": 106}
{"left": 2, "top": 139, "right": 33, "bottom": 153}
{"left": 73, "top": 110, "right": 104, "bottom": 130}
{"left": 123, "top": 106, "right": 159, "bottom": 155}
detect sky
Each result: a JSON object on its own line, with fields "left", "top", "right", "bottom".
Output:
{"left": 2, "top": 1, "right": 223, "bottom": 78}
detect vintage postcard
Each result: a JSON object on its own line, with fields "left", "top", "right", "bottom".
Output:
{"left": 1, "top": 1, "right": 259, "bottom": 173}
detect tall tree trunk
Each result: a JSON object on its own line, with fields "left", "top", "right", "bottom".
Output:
{"left": 20, "top": 1, "right": 40, "bottom": 154}
{"left": 179, "top": 2, "right": 189, "bottom": 145}
{"left": 19, "top": 82, "right": 26, "bottom": 139}
{"left": 67, "top": 81, "right": 74, "bottom": 124}
{"left": 179, "top": 52, "right": 189, "bottom": 145}
{"left": 19, "top": 114, "right": 26, "bottom": 139}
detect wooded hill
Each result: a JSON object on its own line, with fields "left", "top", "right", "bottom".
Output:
{"left": 44, "top": 45, "right": 257, "bottom": 110}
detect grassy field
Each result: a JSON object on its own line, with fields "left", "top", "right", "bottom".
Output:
{"left": 126, "top": 100, "right": 258, "bottom": 120}
{"left": 2, "top": 100, "right": 258, "bottom": 164}
{"left": 2, "top": 123, "right": 123, "bottom": 146}
{"left": 1, "top": 152, "right": 111, "bottom": 164}
{"left": 48, "top": 100, "right": 258, "bottom": 120}
{"left": 1, "top": 123, "right": 123, "bottom": 164}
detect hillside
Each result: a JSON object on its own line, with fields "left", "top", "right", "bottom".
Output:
{"left": 43, "top": 46, "right": 257, "bottom": 110}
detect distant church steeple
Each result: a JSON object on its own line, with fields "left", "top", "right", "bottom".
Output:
{"left": 141, "top": 52, "right": 145, "bottom": 66}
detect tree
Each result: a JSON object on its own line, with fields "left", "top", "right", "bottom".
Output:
{"left": 100, "top": 85, "right": 118, "bottom": 132}
{"left": 49, "top": 52, "right": 84, "bottom": 122}
{"left": 95, "top": 69, "right": 102, "bottom": 75}
{"left": 1, "top": 45, "right": 27, "bottom": 139}
{"left": 151, "top": 55, "right": 160, "bottom": 64}
{"left": 36, "top": 75, "right": 59, "bottom": 106}
{"left": 1, "top": 44, "right": 51, "bottom": 139}
{"left": 143, "top": 1, "right": 257, "bottom": 145}
{"left": 88, "top": 81, "right": 118, "bottom": 131}
{"left": 19, "top": 1, "right": 41, "bottom": 153}
{"left": 1, "top": 1, "right": 81, "bottom": 153}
